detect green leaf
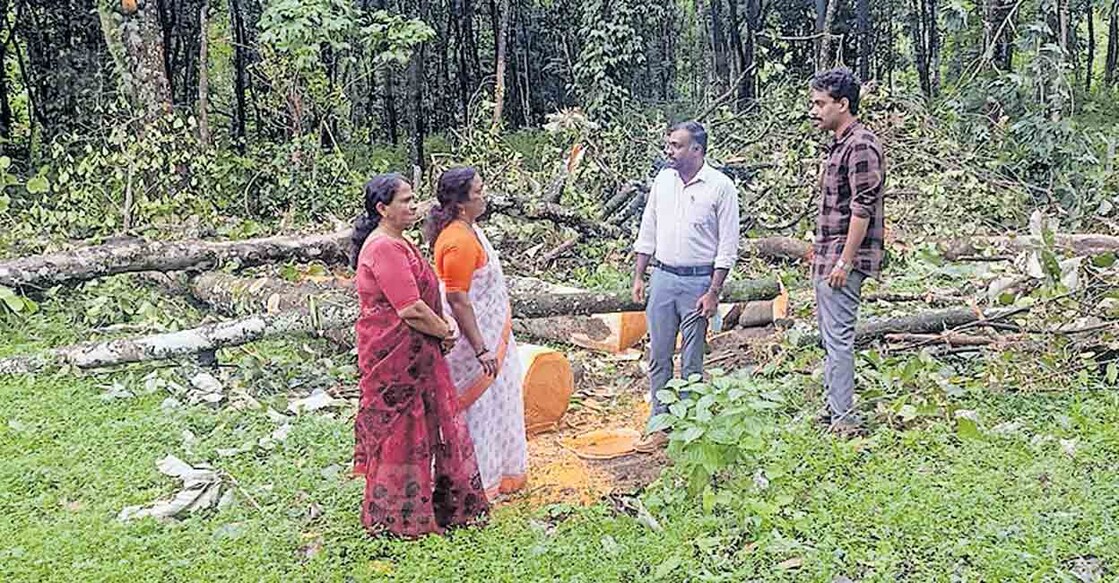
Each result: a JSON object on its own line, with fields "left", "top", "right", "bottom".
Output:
{"left": 25, "top": 175, "right": 49, "bottom": 194}
{"left": 0, "top": 286, "right": 26, "bottom": 314}
{"left": 1106, "top": 363, "right": 1118, "bottom": 385}
{"left": 0, "top": 156, "right": 10, "bottom": 170}
{"left": 680, "top": 427, "right": 705, "bottom": 444}
{"left": 647, "top": 414, "right": 674, "bottom": 433}
{"left": 1092, "top": 253, "right": 1116, "bottom": 268}
{"left": 668, "top": 401, "right": 689, "bottom": 418}
{"left": 956, "top": 416, "right": 982, "bottom": 440}
{"left": 655, "top": 390, "right": 678, "bottom": 405}
{"left": 652, "top": 555, "right": 681, "bottom": 580}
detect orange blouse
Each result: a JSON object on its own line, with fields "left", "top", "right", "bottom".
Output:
{"left": 434, "top": 221, "right": 487, "bottom": 293}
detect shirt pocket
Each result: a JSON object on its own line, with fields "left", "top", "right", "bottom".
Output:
{"left": 684, "top": 192, "right": 718, "bottom": 226}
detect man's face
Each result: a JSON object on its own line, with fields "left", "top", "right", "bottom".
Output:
{"left": 664, "top": 129, "right": 700, "bottom": 169}
{"left": 809, "top": 88, "right": 847, "bottom": 132}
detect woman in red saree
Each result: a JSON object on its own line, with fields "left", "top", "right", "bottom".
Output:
{"left": 350, "top": 173, "right": 489, "bottom": 538}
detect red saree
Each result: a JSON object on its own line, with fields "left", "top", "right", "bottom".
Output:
{"left": 353, "top": 235, "right": 489, "bottom": 538}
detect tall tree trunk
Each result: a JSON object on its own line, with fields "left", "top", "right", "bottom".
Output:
{"left": 724, "top": 0, "right": 750, "bottom": 105}
{"left": 857, "top": 0, "right": 871, "bottom": 79}
{"left": 228, "top": 0, "right": 248, "bottom": 150}
{"left": 383, "top": 67, "right": 399, "bottom": 145}
{"left": 818, "top": 0, "right": 839, "bottom": 69}
{"left": 491, "top": 0, "right": 510, "bottom": 129}
{"left": 910, "top": 0, "right": 931, "bottom": 97}
{"left": 197, "top": 0, "right": 209, "bottom": 145}
{"left": 985, "top": 0, "right": 1016, "bottom": 71}
{"left": 452, "top": 0, "right": 470, "bottom": 122}
{"left": 1107, "top": 0, "right": 1119, "bottom": 86}
{"left": 14, "top": 0, "right": 112, "bottom": 140}
{"left": 1086, "top": 4, "right": 1095, "bottom": 92}
{"left": 121, "top": 0, "right": 173, "bottom": 123}
{"left": 815, "top": 0, "right": 828, "bottom": 69}
{"left": 155, "top": 0, "right": 204, "bottom": 110}
{"left": 1058, "top": 0, "right": 1070, "bottom": 52}
{"left": 0, "top": 0, "right": 12, "bottom": 139}
{"left": 710, "top": 0, "right": 729, "bottom": 85}
{"left": 408, "top": 0, "right": 428, "bottom": 171}
{"left": 927, "top": 0, "right": 939, "bottom": 96}
{"left": 696, "top": 0, "right": 710, "bottom": 91}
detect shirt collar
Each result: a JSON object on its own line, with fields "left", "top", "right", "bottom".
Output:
{"left": 678, "top": 162, "right": 716, "bottom": 186}
{"left": 833, "top": 121, "right": 863, "bottom": 147}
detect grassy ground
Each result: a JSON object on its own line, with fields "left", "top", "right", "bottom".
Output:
{"left": 2, "top": 278, "right": 1118, "bottom": 582}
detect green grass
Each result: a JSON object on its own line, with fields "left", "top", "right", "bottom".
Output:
{"left": 2, "top": 297, "right": 1119, "bottom": 581}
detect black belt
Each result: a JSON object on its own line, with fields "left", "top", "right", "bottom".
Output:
{"left": 653, "top": 261, "right": 715, "bottom": 277}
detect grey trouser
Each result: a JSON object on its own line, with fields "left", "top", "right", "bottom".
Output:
{"left": 814, "top": 270, "right": 866, "bottom": 420}
{"left": 646, "top": 269, "right": 710, "bottom": 427}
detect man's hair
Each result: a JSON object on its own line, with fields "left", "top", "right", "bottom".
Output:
{"left": 811, "top": 68, "right": 861, "bottom": 115}
{"left": 668, "top": 120, "right": 708, "bottom": 153}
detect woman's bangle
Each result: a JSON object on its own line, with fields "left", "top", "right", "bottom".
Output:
{"left": 475, "top": 346, "right": 489, "bottom": 357}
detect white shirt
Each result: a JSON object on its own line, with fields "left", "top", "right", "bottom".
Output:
{"left": 633, "top": 164, "right": 740, "bottom": 270}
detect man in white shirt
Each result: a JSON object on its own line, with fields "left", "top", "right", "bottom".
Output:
{"left": 631, "top": 121, "right": 741, "bottom": 452}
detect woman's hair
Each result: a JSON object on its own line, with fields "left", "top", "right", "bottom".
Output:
{"left": 350, "top": 173, "right": 406, "bottom": 268}
{"left": 424, "top": 166, "right": 478, "bottom": 250}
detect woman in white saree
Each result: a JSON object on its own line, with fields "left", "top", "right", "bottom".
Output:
{"left": 426, "top": 167, "right": 527, "bottom": 499}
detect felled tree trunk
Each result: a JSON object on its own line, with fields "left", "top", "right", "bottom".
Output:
{"left": 0, "top": 301, "right": 355, "bottom": 374}
{"left": 0, "top": 230, "right": 351, "bottom": 290}
{"left": 740, "top": 237, "right": 811, "bottom": 263}
{"left": 940, "top": 234, "right": 1119, "bottom": 260}
{"left": 192, "top": 272, "right": 781, "bottom": 320}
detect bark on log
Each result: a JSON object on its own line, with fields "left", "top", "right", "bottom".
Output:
{"left": 193, "top": 272, "right": 781, "bottom": 320}
{"left": 796, "top": 307, "right": 1016, "bottom": 347}
{"left": 0, "top": 300, "right": 355, "bottom": 374}
{"left": 741, "top": 237, "right": 812, "bottom": 263}
{"left": 0, "top": 230, "right": 351, "bottom": 290}
{"left": 863, "top": 291, "right": 969, "bottom": 307}
{"left": 940, "top": 234, "right": 1119, "bottom": 261}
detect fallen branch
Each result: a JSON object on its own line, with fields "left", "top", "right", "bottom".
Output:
{"left": 940, "top": 234, "right": 1119, "bottom": 261}
{"left": 0, "top": 273, "right": 781, "bottom": 373}
{"left": 0, "top": 301, "right": 355, "bottom": 374}
{"left": 486, "top": 194, "right": 624, "bottom": 238}
{"left": 863, "top": 291, "right": 969, "bottom": 307}
{"left": 0, "top": 230, "right": 352, "bottom": 290}
{"left": 193, "top": 272, "right": 781, "bottom": 321}
{"left": 740, "top": 237, "right": 812, "bottom": 263}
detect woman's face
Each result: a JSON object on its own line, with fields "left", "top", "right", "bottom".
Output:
{"left": 376, "top": 181, "right": 418, "bottom": 228}
{"left": 460, "top": 175, "right": 487, "bottom": 221}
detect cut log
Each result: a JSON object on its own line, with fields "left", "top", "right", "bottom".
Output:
{"left": 0, "top": 301, "right": 355, "bottom": 375}
{"left": 940, "top": 234, "right": 1119, "bottom": 260}
{"left": 514, "top": 312, "right": 647, "bottom": 354}
{"left": 884, "top": 332, "right": 1009, "bottom": 346}
{"left": 505, "top": 276, "right": 780, "bottom": 318}
{"left": 194, "top": 272, "right": 779, "bottom": 320}
{"left": 716, "top": 284, "right": 789, "bottom": 330}
{"left": 0, "top": 230, "right": 351, "bottom": 290}
{"left": 740, "top": 237, "right": 812, "bottom": 263}
{"left": 863, "top": 291, "right": 968, "bottom": 307}
{"left": 519, "top": 344, "right": 574, "bottom": 435}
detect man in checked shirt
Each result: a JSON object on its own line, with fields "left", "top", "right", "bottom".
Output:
{"left": 808, "top": 68, "right": 886, "bottom": 435}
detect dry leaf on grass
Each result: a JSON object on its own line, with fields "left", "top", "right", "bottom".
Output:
{"left": 118, "top": 455, "right": 226, "bottom": 522}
